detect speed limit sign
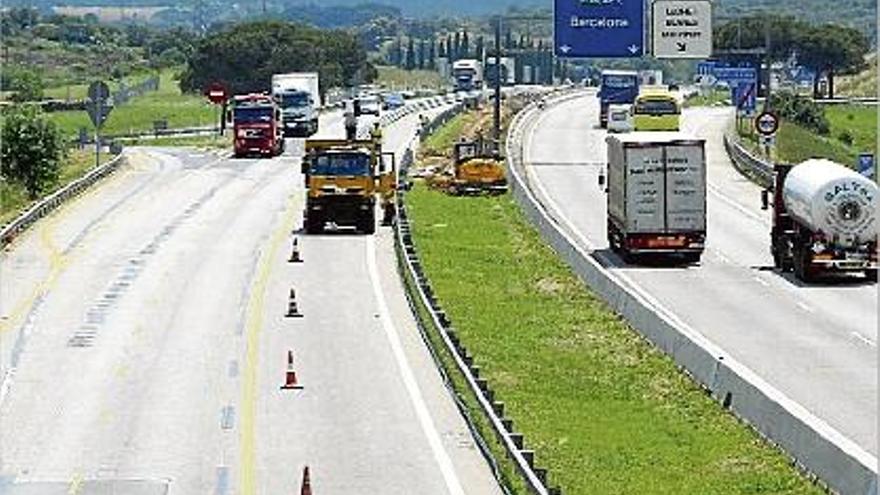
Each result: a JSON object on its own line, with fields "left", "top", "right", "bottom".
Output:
{"left": 755, "top": 111, "right": 780, "bottom": 136}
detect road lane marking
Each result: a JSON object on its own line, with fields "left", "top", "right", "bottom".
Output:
{"left": 752, "top": 276, "right": 771, "bottom": 287}
{"left": 366, "top": 236, "right": 466, "bottom": 495}
{"left": 851, "top": 332, "right": 876, "bottom": 347}
{"left": 796, "top": 301, "right": 814, "bottom": 313}
{"left": 239, "top": 196, "right": 300, "bottom": 495}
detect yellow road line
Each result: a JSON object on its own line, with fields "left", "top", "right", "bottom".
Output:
{"left": 239, "top": 196, "right": 300, "bottom": 495}
{"left": 67, "top": 472, "right": 83, "bottom": 494}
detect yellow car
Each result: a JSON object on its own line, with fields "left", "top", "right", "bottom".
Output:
{"left": 633, "top": 90, "right": 681, "bottom": 131}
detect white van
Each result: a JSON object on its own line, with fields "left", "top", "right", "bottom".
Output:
{"left": 607, "top": 104, "right": 634, "bottom": 133}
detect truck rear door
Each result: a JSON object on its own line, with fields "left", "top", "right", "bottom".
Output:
{"left": 664, "top": 143, "right": 706, "bottom": 232}
{"left": 625, "top": 145, "right": 666, "bottom": 233}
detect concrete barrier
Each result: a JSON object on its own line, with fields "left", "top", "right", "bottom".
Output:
{"left": 507, "top": 92, "right": 878, "bottom": 495}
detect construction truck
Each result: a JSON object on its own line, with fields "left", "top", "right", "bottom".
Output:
{"left": 301, "top": 137, "right": 396, "bottom": 234}
{"left": 762, "top": 159, "right": 878, "bottom": 282}
{"left": 429, "top": 136, "right": 507, "bottom": 195}
{"left": 228, "top": 93, "right": 284, "bottom": 158}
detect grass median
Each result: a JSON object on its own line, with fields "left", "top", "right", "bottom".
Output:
{"left": 403, "top": 183, "right": 822, "bottom": 494}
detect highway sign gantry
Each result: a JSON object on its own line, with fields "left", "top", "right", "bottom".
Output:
{"left": 651, "top": 0, "right": 713, "bottom": 59}
{"left": 554, "top": 0, "right": 645, "bottom": 58}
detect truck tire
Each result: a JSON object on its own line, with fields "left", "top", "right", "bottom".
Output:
{"left": 360, "top": 211, "right": 376, "bottom": 235}
{"left": 305, "top": 213, "right": 324, "bottom": 235}
{"left": 866, "top": 269, "right": 878, "bottom": 283}
{"left": 682, "top": 252, "right": 702, "bottom": 264}
{"left": 793, "top": 247, "right": 815, "bottom": 283}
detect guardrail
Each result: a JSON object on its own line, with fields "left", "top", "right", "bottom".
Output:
{"left": 1, "top": 152, "right": 126, "bottom": 247}
{"left": 723, "top": 134, "right": 774, "bottom": 188}
{"left": 393, "top": 98, "right": 565, "bottom": 495}
{"left": 507, "top": 91, "right": 878, "bottom": 495}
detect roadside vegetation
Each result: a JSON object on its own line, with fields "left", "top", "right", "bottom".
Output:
{"left": 684, "top": 89, "right": 730, "bottom": 108}
{"left": 47, "top": 69, "right": 217, "bottom": 139}
{"left": 737, "top": 92, "right": 875, "bottom": 166}
{"left": 403, "top": 113, "right": 824, "bottom": 494}
{"left": 376, "top": 66, "right": 446, "bottom": 90}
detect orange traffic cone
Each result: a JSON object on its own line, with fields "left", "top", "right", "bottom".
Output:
{"left": 300, "top": 466, "right": 312, "bottom": 495}
{"left": 286, "top": 288, "right": 303, "bottom": 318}
{"left": 281, "top": 350, "right": 304, "bottom": 390}
{"left": 289, "top": 238, "right": 303, "bottom": 263}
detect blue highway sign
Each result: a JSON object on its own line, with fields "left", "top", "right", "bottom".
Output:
{"left": 858, "top": 153, "right": 875, "bottom": 180}
{"left": 554, "top": 0, "right": 645, "bottom": 58}
{"left": 714, "top": 67, "right": 757, "bottom": 84}
{"left": 733, "top": 82, "right": 757, "bottom": 113}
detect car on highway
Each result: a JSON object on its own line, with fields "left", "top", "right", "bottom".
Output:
{"left": 382, "top": 92, "right": 405, "bottom": 111}
{"left": 606, "top": 104, "right": 634, "bottom": 133}
{"left": 359, "top": 95, "right": 381, "bottom": 115}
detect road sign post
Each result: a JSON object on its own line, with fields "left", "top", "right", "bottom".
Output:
{"left": 87, "top": 81, "right": 112, "bottom": 168}
{"left": 651, "top": 0, "right": 712, "bottom": 59}
{"left": 205, "top": 82, "right": 228, "bottom": 136}
{"left": 755, "top": 110, "right": 780, "bottom": 159}
{"left": 554, "top": 0, "right": 644, "bottom": 58}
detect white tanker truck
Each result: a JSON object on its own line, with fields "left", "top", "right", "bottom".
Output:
{"left": 762, "top": 159, "right": 877, "bottom": 282}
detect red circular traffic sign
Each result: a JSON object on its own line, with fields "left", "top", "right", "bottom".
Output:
{"left": 755, "top": 111, "right": 780, "bottom": 136}
{"left": 205, "top": 82, "right": 228, "bottom": 105}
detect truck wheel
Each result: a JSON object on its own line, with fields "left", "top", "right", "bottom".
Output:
{"left": 793, "top": 248, "right": 815, "bottom": 283}
{"left": 305, "top": 214, "right": 324, "bottom": 235}
{"left": 360, "top": 211, "right": 376, "bottom": 235}
{"left": 621, "top": 249, "right": 639, "bottom": 265}
{"left": 865, "top": 269, "right": 878, "bottom": 283}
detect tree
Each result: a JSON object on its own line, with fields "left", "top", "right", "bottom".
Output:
{"left": 797, "top": 24, "right": 869, "bottom": 98}
{"left": 417, "top": 39, "right": 426, "bottom": 70}
{"left": 453, "top": 32, "right": 461, "bottom": 59}
{"left": 428, "top": 39, "right": 436, "bottom": 69}
{"left": 1, "top": 106, "right": 63, "bottom": 199}
{"left": 180, "top": 21, "right": 374, "bottom": 96}
{"left": 474, "top": 36, "right": 484, "bottom": 62}
{"left": 405, "top": 38, "right": 415, "bottom": 70}
{"left": 461, "top": 30, "right": 470, "bottom": 58}
{"left": 8, "top": 68, "right": 44, "bottom": 102}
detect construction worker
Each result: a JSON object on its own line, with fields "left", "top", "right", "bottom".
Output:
{"left": 344, "top": 101, "right": 358, "bottom": 141}
{"left": 370, "top": 122, "right": 383, "bottom": 151}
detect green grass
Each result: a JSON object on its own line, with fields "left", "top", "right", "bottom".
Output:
{"left": 684, "top": 89, "right": 731, "bottom": 108}
{"left": 826, "top": 105, "right": 877, "bottom": 156}
{"left": 421, "top": 112, "right": 478, "bottom": 156}
{"left": 47, "top": 69, "right": 217, "bottom": 139}
{"left": 404, "top": 184, "right": 823, "bottom": 494}
{"left": 376, "top": 65, "right": 446, "bottom": 91}
{"left": 1, "top": 148, "right": 113, "bottom": 225}
{"left": 737, "top": 104, "right": 875, "bottom": 167}
{"left": 123, "top": 133, "right": 231, "bottom": 149}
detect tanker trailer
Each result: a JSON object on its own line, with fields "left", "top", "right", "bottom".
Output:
{"left": 762, "top": 159, "right": 877, "bottom": 282}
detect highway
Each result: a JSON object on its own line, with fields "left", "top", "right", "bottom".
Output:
{"left": 521, "top": 93, "right": 878, "bottom": 456}
{"left": 0, "top": 104, "right": 504, "bottom": 494}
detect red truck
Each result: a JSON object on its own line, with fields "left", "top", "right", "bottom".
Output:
{"left": 227, "top": 93, "right": 284, "bottom": 158}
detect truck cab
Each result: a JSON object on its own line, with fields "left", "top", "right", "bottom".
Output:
{"left": 598, "top": 70, "right": 639, "bottom": 129}
{"left": 632, "top": 88, "right": 681, "bottom": 131}
{"left": 277, "top": 89, "right": 318, "bottom": 137}
{"left": 301, "top": 139, "right": 396, "bottom": 234}
{"left": 228, "top": 94, "right": 284, "bottom": 158}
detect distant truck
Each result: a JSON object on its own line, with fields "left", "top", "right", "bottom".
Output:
{"left": 762, "top": 159, "right": 878, "bottom": 282}
{"left": 598, "top": 70, "right": 640, "bottom": 129}
{"left": 602, "top": 133, "right": 707, "bottom": 263}
{"left": 272, "top": 72, "right": 320, "bottom": 137}
{"left": 228, "top": 93, "right": 284, "bottom": 158}
{"left": 453, "top": 59, "right": 483, "bottom": 92}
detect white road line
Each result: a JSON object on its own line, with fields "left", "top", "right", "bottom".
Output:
{"left": 752, "top": 276, "right": 771, "bottom": 287}
{"left": 365, "top": 236, "right": 466, "bottom": 495}
{"left": 851, "top": 332, "right": 877, "bottom": 348}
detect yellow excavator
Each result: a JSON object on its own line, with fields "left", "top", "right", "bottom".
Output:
{"left": 301, "top": 136, "right": 396, "bottom": 234}
{"left": 430, "top": 135, "right": 508, "bottom": 195}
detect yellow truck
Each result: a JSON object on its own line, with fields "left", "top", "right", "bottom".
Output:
{"left": 632, "top": 88, "right": 681, "bottom": 131}
{"left": 429, "top": 137, "right": 508, "bottom": 195}
{"left": 300, "top": 138, "right": 396, "bottom": 234}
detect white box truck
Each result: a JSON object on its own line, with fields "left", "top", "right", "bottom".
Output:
{"left": 602, "top": 133, "right": 707, "bottom": 263}
{"left": 272, "top": 72, "right": 320, "bottom": 137}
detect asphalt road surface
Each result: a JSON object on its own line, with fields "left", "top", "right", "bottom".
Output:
{"left": 0, "top": 103, "right": 504, "bottom": 494}
{"left": 521, "top": 93, "right": 878, "bottom": 456}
